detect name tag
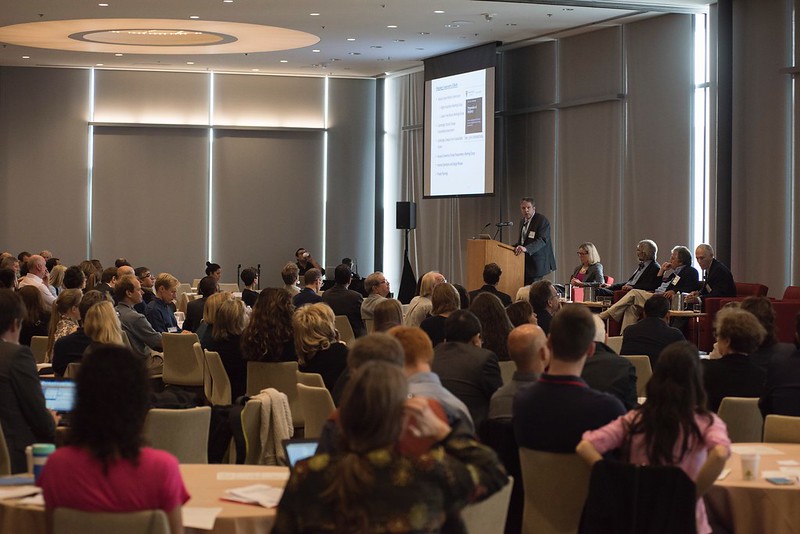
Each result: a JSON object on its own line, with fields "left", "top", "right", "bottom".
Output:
{"left": 528, "top": 231, "right": 536, "bottom": 239}
{"left": 705, "top": 283, "right": 712, "bottom": 293}
{"left": 168, "top": 326, "right": 179, "bottom": 333}
{"left": 670, "top": 275, "right": 681, "bottom": 286}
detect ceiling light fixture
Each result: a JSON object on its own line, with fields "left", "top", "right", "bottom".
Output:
{"left": 434, "top": 10, "right": 444, "bottom": 14}
{"left": 280, "top": 59, "right": 288, "bottom": 63}
{"left": 387, "top": 25, "right": 397, "bottom": 29}
{"left": 98, "top": 3, "right": 109, "bottom": 6}
{"left": 346, "top": 38, "right": 355, "bottom": 41}
{"left": 189, "top": 15, "right": 200, "bottom": 19}
{"left": 309, "top": 13, "right": 320, "bottom": 16}
{"left": 187, "top": 61, "right": 194, "bottom": 64}
{"left": 114, "top": 53, "right": 123, "bottom": 56}
{"left": 22, "top": 55, "right": 30, "bottom": 59}
{"left": 312, "top": 49, "right": 321, "bottom": 52}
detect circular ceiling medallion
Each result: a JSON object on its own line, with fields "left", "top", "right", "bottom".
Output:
{"left": 0, "top": 19, "right": 319, "bottom": 54}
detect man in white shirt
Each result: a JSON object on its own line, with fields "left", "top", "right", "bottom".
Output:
{"left": 17, "top": 255, "right": 55, "bottom": 306}
{"left": 361, "top": 271, "right": 390, "bottom": 320}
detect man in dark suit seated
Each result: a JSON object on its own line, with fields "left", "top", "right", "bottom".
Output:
{"left": 582, "top": 315, "right": 638, "bottom": 410}
{"left": 431, "top": 310, "right": 503, "bottom": 429}
{"left": 686, "top": 243, "right": 736, "bottom": 305}
{"left": 528, "top": 279, "right": 561, "bottom": 335}
{"left": 598, "top": 239, "right": 661, "bottom": 295}
{"left": 620, "top": 295, "right": 685, "bottom": 368}
{"left": 469, "top": 263, "right": 512, "bottom": 307}
{"left": 599, "top": 245, "right": 699, "bottom": 331}
{"left": 0, "top": 289, "right": 56, "bottom": 474}
{"left": 322, "top": 264, "right": 366, "bottom": 338}
{"left": 292, "top": 268, "right": 323, "bottom": 308}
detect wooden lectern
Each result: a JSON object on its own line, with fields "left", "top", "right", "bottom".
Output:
{"left": 466, "top": 239, "right": 525, "bottom": 297}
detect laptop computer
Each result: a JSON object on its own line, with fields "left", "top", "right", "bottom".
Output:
{"left": 40, "top": 378, "right": 76, "bottom": 425}
{"left": 281, "top": 438, "right": 319, "bottom": 468}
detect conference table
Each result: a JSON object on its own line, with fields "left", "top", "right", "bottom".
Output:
{"left": 0, "top": 464, "right": 289, "bottom": 534}
{"left": 705, "top": 442, "right": 800, "bottom": 533}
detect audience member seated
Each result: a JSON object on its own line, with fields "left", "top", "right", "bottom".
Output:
{"left": 196, "top": 292, "right": 232, "bottom": 348}
{"left": 0, "top": 268, "right": 16, "bottom": 289}
{"left": 38, "top": 345, "right": 189, "bottom": 533}
{"left": 599, "top": 246, "right": 700, "bottom": 331}
{"left": 145, "top": 273, "right": 182, "bottom": 333}
{"left": 133, "top": 267, "right": 156, "bottom": 311}
{"left": 404, "top": 271, "right": 445, "bottom": 327}
{"left": 281, "top": 262, "right": 300, "bottom": 296}
{"left": 53, "top": 291, "right": 109, "bottom": 376}
{"left": 83, "top": 300, "right": 124, "bottom": 350}
{"left": 63, "top": 265, "right": 86, "bottom": 291}
{"left": 46, "top": 288, "right": 82, "bottom": 360}
{"left": 292, "top": 268, "right": 324, "bottom": 308}
{"left": 702, "top": 308, "right": 767, "bottom": 412}
{"left": 570, "top": 242, "right": 604, "bottom": 287}
{"left": 506, "top": 300, "right": 538, "bottom": 328}
{"left": 514, "top": 304, "right": 626, "bottom": 452}
{"left": 242, "top": 288, "right": 297, "bottom": 362}
{"left": 272, "top": 361, "right": 507, "bottom": 533}
{"left": 322, "top": 264, "right": 366, "bottom": 338}
{"left": 94, "top": 266, "right": 118, "bottom": 296}
{"left": 18, "top": 255, "right": 56, "bottom": 306}
{"left": 360, "top": 271, "right": 390, "bottom": 321}
{"left": 620, "top": 294, "right": 685, "bottom": 368}
{"left": 79, "top": 260, "right": 99, "bottom": 291}
{"left": 740, "top": 296, "right": 795, "bottom": 373}
{"left": 599, "top": 239, "right": 661, "bottom": 295}
{"left": 577, "top": 341, "right": 731, "bottom": 534}
{"left": 185, "top": 276, "right": 218, "bottom": 333}
{"left": 761, "top": 312, "right": 800, "bottom": 417}
{"left": 0, "top": 289, "right": 57, "bottom": 474}
{"left": 431, "top": 310, "right": 503, "bottom": 429}
{"left": 686, "top": 244, "right": 736, "bottom": 306}
{"left": 470, "top": 292, "right": 514, "bottom": 361}
{"left": 454, "top": 284, "right": 470, "bottom": 309}
{"left": 489, "top": 324, "right": 549, "bottom": 421}
{"left": 294, "top": 247, "right": 324, "bottom": 277}
{"left": 372, "top": 298, "right": 404, "bottom": 333}
{"left": 420, "top": 283, "right": 460, "bottom": 347}
{"left": 469, "top": 263, "right": 512, "bottom": 307}
{"left": 205, "top": 262, "right": 222, "bottom": 282}
{"left": 48, "top": 265, "right": 66, "bottom": 297}
{"left": 293, "top": 303, "right": 348, "bottom": 391}
{"left": 17, "top": 286, "right": 50, "bottom": 347}
{"left": 205, "top": 298, "right": 248, "bottom": 399}
{"left": 240, "top": 267, "right": 259, "bottom": 308}
{"left": 582, "top": 315, "right": 638, "bottom": 410}
{"left": 115, "top": 275, "right": 163, "bottom": 369}
{"left": 389, "top": 325, "right": 475, "bottom": 434}
{"left": 329, "top": 333, "right": 406, "bottom": 409}
{"left": 528, "top": 279, "right": 561, "bottom": 334}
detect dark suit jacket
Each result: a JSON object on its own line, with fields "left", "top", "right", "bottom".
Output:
{"left": 534, "top": 308, "right": 553, "bottom": 335}
{"left": 0, "top": 341, "right": 56, "bottom": 473}
{"left": 184, "top": 296, "right": 206, "bottom": 333}
{"left": 293, "top": 287, "right": 323, "bottom": 308}
{"left": 469, "top": 285, "right": 512, "bottom": 307}
{"left": 702, "top": 353, "right": 766, "bottom": 412}
{"left": 52, "top": 328, "right": 92, "bottom": 377}
{"left": 431, "top": 342, "right": 503, "bottom": 429}
{"left": 515, "top": 212, "right": 556, "bottom": 283}
{"left": 663, "top": 265, "right": 700, "bottom": 294}
{"left": 571, "top": 263, "right": 604, "bottom": 285}
{"left": 611, "top": 260, "right": 661, "bottom": 292}
{"left": 700, "top": 258, "right": 736, "bottom": 298}
{"left": 582, "top": 342, "right": 638, "bottom": 410}
{"left": 322, "top": 284, "right": 366, "bottom": 338}
{"left": 620, "top": 317, "right": 685, "bottom": 368}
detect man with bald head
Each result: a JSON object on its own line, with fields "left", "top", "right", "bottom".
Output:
{"left": 687, "top": 243, "right": 735, "bottom": 304}
{"left": 17, "top": 255, "right": 55, "bottom": 306}
{"left": 489, "top": 324, "right": 550, "bottom": 421}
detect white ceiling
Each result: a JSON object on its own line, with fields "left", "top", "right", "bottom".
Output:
{"left": 0, "top": 0, "right": 713, "bottom": 78}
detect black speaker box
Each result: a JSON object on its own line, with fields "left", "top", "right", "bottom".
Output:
{"left": 396, "top": 201, "right": 417, "bottom": 230}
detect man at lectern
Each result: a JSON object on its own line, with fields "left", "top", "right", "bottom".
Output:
{"left": 513, "top": 197, "right": 556, "bottom": 284}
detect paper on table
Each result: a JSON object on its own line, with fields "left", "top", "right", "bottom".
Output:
{"left": 779, "top": 467, "right": 800, "bottom": 476}
{"left": 17, "top": 493, "right": 45, "bottom": 506}
{"left": 223, "top": 484, "right": 284, "bottom": 508}
{"left": 777, "top": 460, "right": 800, "bottom": 466}
{"left": 182, "top": 507, "right": 222, "bottom": 530}
{"left": 0, "top": 486, "right": 40, "bottom": 500}
{"left": 717, "top": 468, "right": 731, "bottom": 480}
{"left": 217, "top": 472, "right": 289, "bottom": 481}
{"left": 730, "top": 445, "right": 786, "bottom": 456}
{"left": 762, "top": 470, "right": 797, "bottom": 480}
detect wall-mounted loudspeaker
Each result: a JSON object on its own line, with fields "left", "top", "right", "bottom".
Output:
{"left": 396, "top": 201, "right": 417, "bottom": 230}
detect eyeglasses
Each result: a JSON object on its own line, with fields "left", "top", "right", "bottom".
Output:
{"left": 577, "top": 251, "right": 588, "bottom": 256}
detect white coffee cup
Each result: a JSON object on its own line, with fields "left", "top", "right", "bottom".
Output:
{"left": 741, "top": 453, "right": 760, "bottom": 481}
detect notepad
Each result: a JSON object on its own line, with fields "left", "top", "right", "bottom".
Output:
{"left": 222, "top": 484, "right": 284, "bottom": 508}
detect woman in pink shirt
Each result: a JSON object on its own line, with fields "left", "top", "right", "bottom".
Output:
{"left": 576, "top": 341, "right": 731, "bottom": 534}
{"left": 38, "top": 345, "right": 189, "bottom": 533}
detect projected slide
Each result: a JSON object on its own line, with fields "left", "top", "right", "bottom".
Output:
{"left": 424, "top": 67, "right": 494, "bottom": 197}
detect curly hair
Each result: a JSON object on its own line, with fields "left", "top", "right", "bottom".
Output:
{"left": 241, "top": 287, "right": 295, "bottom": 361}
{"left": 292, "top": 303, "right": 337, "bottom": 365}
{"left": 67, "top": 345, "right": 150, "bottom": 473}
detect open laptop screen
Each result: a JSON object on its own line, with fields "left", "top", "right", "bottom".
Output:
{"left": 40, "top": 379, "right": 76, "bottom": 413}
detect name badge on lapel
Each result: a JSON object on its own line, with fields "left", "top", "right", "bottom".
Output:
{"left": 528, "top": 231, "right": 536, "bottom": 239}
{"left": 670, "top": 275, "right": 681, "bottom": 286}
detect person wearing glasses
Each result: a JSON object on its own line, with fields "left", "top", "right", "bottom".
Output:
{"left": 570, "top": 242, "right": 605, "bottom": 288}
{"left": 360, "top": 272, "right": 390, "bottom": 321}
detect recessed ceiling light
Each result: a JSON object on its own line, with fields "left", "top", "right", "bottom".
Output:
{"left": 434, "top": 10, "right": 445, "bottom": 14}
{"left": 187, "top": 61, "right": 195, "bottom": 64}
{"left": 312, "top": 49, "right": 321, "bottom": 53}
{"left": 346, "top": 38, "right": 356, "bottom": 41}
{"left": 223, "top": 0, "right": 233, "bottom": 3}
{"left": 387, "top": 25, "right": 397, "bottom": 29}
{"left": 189, "top": 15, "right": 200, "bottom": 19}
{"left": 114, "top": 53, "right": 123, "bottom": 56}
{"left": 96, "top": 63, "right": 104, "bottom": 66}
{"left": 280, "top": 59, "right": 288, "bottom": 63}
{"left": 309, "top": 13, "right": 320, "bottom": 16}
{"left": 252, "top": 68, "right": 259, "bottom": 71}
{"left": 98, "top": 3, "right": 109, "bottom": 6}
{"left": 22, "top": 55, "right": 30, "bottom": 59}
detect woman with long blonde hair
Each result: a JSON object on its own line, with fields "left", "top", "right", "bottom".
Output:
{"left": 83, "top": 301, "right": 124, "bottom": 346}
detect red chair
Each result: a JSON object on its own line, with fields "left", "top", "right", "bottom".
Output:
{"left": 782, "top": 286, "right": 800, "bottom": 300}
{"left": 603, "top": 275, "right": 615, "bottom": 285}
{"left": 691, "top": 282, "right": 768, "bottom": 352}
{"left": 773, "top": 301, "right": 800, "bottom": 344}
